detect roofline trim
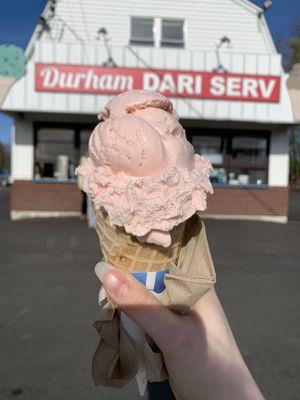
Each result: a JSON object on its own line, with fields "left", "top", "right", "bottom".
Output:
{"left": 231, "top": 0, "right": 277, "bottom": 54}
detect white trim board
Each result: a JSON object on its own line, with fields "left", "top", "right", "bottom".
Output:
{"left": 202, "top": 214, "right": 288, "bottom": 224}
{"left": 11, "top": 211, "right": 81, "bottom": 220}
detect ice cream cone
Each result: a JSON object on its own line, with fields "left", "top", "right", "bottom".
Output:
{"left": 92, "top": 205, "right": 186, "bottom": 273}
{"left": 0, "top": 76, "right": 15, "bottom": 107}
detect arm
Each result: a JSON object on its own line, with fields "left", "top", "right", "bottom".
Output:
{"left": 96, "top": 264, "right": 264, "bottom": 400}
{"left": 168, "top": 288, "right": 264, "bottom": 400}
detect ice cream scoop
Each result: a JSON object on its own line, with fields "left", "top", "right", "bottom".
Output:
{"left": 89, "top": 114, "right": 170, "bottom": 177}
{"left": 99, "top": 89, "right": 173, "bottom": 120}
{"left": 76, "top": 90, "right": 213, "bottom": 247}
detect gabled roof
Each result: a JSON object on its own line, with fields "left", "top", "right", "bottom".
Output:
{"left": 231, "top": 0, "right": 276, "bottom": 54}
{"left": 232, "top": 0, "right": 262, "bottom": 13}
{"left": 26, "top": 0, "right": 277, "bottom": 60}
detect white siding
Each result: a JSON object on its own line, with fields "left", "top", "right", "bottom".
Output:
{"left": 268, "top": 130, "right": 290, "bottom": 187}
{"left": 11, "top": 120, "right": 34, "bottom": 180}
{"left": 38, "top": 0, "right": 274, "bottom": 54}
{"left": 2, "top": 42, "right": 294, "bottom": 124}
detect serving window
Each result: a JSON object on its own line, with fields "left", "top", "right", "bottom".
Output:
{"left": 188, "top": 128, "right": 270, "bottom": 186}
{"left": 34, "top": 123, "right": 93, "bottom": 180}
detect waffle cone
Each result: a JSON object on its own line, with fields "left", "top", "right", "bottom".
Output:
{"left": 92, "top": 206, "right": 186, "bottom": 272}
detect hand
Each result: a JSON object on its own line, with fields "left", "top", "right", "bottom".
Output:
{"left": 96, "top": 264, "right": 264, "bottom": 400}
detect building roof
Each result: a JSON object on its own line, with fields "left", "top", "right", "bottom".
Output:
{"left": 25, "top": 0, "right": 276, "bottom": 56}
{"left": 0, "top": 0, "right": 293, "bottom": 124}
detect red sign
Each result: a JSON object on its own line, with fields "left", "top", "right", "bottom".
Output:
{"left": 35, "top": 63, "right": 280, "bottom": 103}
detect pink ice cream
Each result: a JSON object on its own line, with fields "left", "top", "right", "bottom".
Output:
{"left": 76, "top": 90, "right": 213, "bottom": 247}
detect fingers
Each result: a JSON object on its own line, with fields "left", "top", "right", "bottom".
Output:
{"left": 95, "top": 262, "right": 182, "bottom": 351}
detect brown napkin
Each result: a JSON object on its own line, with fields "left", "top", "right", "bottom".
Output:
{"left": 92, "top": 311, "right": 138, "bottom": 388}
{"left": 92, "top": 214, "right": 216, "bottom": 387}
{"left": 162, "top": 213, "right": 216, "bottom": 313}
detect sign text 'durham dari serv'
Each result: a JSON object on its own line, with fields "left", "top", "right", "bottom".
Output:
{"left": 35, "top": 63, "right": 281, "bottom": 103}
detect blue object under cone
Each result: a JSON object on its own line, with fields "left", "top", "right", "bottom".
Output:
{"left": 132, "top": 269, "right": 169, "bottom": 294}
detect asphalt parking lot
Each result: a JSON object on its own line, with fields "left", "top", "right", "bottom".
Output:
{"left": 0, "top": 187, "right": 299, "bottom": 400}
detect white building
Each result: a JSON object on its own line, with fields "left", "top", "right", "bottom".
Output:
{"left": 0, "top": 0, "right": 295, "bottom": 221}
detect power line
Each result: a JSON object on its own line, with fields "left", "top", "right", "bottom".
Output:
{"left": 78, "top": 0, "right": 90, "bottom": 42}
{"left": 56, "top": 15, "right": 85, "bottom": 44}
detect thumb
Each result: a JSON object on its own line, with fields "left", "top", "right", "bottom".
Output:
{"left": 95, "top": 262, "right": 181, "bottom": 351}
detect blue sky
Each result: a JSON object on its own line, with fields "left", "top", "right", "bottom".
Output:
{"left": 1, "top": 0, "right": 300, "bottom": 144}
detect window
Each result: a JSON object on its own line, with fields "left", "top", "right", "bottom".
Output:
{"left": 130, "top": 17, "right": 184, "bottom": 48}
{"left": 192, "top": 135, "right": 226, "bottom": 164}
{"left": 161, "top": 19, "right": 184, "bottom": 48}
{"left": 130, "top": 17, "right": 154, "bottom": 46}
{"left": 188, "top": 128, "right": 270, "bottom": 186}
{"left": 35, "top": 128, "right": 75, "bottom": 179}
{"left": 192, "top": 135, "right": 227, "bottom": 184}
{"left": 80, "top": 130, "right": 91, "bottom": 156}
{"left": 231, "top": 137, "right": 268, "bottom": 166}
{"left": 34, "top": 125, "right": 93, "bottom": 180}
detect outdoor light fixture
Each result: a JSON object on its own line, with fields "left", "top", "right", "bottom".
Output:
{"left": 213, "top": 36, "right": 231, "bottom": 73}
{"left": 220, "top": 36, "right": 231, "bottom": 45}
{"left": 258, "top": 0, "right": 273, "bottom": 17}
{"left": 50, "top": 0, "right": 57, "bottom": 18}
{"left": 37, "top": 0, "right": 57, "bottom": 33}
{"left": 36, "top": 1, "right": 60, "bottom": 41}
{"left": 96, "top": 27, "right": 108, "bottom": 40}
{"left": 263, "top": 0, "right": 273, "bottom": 11}
{"left": 38, "top": 15, "right": 51, "bottom": 32}
{"left": 96, "top": 27, "right": 118, "bottom": 67}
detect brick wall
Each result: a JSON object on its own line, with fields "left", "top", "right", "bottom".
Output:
{"left": 11, "top": 180, "right": 289, "bottom": 217}
{"left": 204, "top": 186, "right": 289, "bottom": 217}
{"left": 11, "top": 181, "right": 82, "bottom": 212}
